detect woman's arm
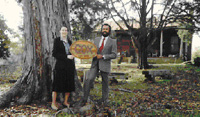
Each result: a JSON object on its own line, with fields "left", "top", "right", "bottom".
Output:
{"left": 52, "top": 38, "right": 68, "bottom": 61}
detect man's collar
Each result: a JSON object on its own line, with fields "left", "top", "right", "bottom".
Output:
{"left": 102, "top": 36, "right": 109, "bottom": 40}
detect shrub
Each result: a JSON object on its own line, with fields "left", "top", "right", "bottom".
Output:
{"left": 192, "top": 47, "right": 200, "bottom": 60}
{"left": 194, "top": 57, "right": 200, "bottom": 67}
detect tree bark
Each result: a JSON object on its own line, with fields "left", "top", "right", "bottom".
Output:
{"left": 0, "top": 0, "right": 82, "bottom": 108}
{"left": 137, "top": 0, "right": 149, "bottom": 69}
{"left": 131, "top": 36, "right": 139, "bottom": 63}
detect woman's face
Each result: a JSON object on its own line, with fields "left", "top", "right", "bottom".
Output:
{"left": 60, "top": 27, "right": 68, "bottom": 37}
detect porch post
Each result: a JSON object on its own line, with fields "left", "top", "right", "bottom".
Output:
{"left": 160, "top": 30, "right": 163, "bottom": 57}
{"left": 185, "top": 42, "right": 188, "bottom": 54}
{"left": 179, "top": 38, "right": 183, "bottom": 57}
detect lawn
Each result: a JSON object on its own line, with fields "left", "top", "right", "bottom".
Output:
{"left": 1, "top": 63, "right": 200, "bottom": 116}
{"left": 73, "top": 64, "right": 200, "bottom": 116}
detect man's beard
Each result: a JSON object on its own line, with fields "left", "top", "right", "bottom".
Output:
{"left": 102, "top": 31, "right": 110, "bottom": 37}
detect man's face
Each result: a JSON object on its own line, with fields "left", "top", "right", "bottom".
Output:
{"left": 60, "top": 27, "right": 68, "bottom": 37}
{"left": 101, "top": 25, "right": 110, "bottom": 37}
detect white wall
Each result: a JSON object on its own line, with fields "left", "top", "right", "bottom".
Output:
{"left": 192, "top": 32, "right": 200, "bottom": 60}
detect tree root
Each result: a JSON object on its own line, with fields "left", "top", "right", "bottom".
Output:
{"left": 0, "top": 80, "right": 21, "bottom": 108}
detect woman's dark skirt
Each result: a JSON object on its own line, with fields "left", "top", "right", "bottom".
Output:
{"left": 52, "top": 67, "right": 75, "bottom": 93}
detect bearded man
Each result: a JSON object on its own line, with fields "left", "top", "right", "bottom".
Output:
{"left": 80, "top": 23, "right": 117, "bottom": 106}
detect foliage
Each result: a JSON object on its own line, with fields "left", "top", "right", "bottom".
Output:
{"left": 9, "top": 34, "right": 24, "bottom": 55}
{"left": 181, "top": 64, "right": 200, "bottom": 73}
{"left": 192, "top": 46, "right": 200, "bottom": 59}
{"left": 171, "top": 0, "right": 200, "bottom": 31}
{"left": 175, "top": 1, "right": 196, "bottom": 51}
{"left": 177, "top": 24, "right": 193, "bottom": 45}
{"left": 0, "top": 15, "right": 11, "bottom": 58}
{"left": 70, "top": 0, "right": 109, "bottom": 40}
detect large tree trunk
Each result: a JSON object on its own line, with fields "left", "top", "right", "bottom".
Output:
{"left": 138, "top": 43, "right": 148, "bottom": 69}
{"left": 0, "top": 0, "right": 82, "bottom": 108}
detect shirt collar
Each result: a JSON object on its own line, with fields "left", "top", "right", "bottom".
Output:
{"left": 102, "top": 36, "right": 108, "bottom": 40}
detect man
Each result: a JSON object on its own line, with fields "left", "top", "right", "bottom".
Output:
{"left": 81, "top": 23, "right": 117, "bottom": 106}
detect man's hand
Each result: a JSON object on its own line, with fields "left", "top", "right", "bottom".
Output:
{"left": 67, "top": 55, "right": 74, "bottom": 60}
{"left": 97, "top": 54, "right": 103, "bottom": 59}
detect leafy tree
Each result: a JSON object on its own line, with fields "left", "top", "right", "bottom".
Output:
{"left": 193, "top": 46, "right": 200, "bottom": 59}
{"left": 177, "top": 24, "right": 193, "bottom": 45}
{"left": 9, "top": 34, "right": 24, "bottom": 55}
{"left": 169, "top": 0, "right": 199, "bottom": 46}
{"left": 171, "top": 0, "right": 200, "bottom": 59}
{"left": 70, "top": 0, "right": 109, "bottom": 40}
{"left": 0, "top": 15, "right": 11, "bottom": 59}
{"left": 170, "top": 0, "right": 200, "bottom": 31}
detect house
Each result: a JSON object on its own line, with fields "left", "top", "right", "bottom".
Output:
{"left": 115, "top": 28, "right": 191, "bottom": 61}
{"left": 91, "top": 21, "right": 191, "bottom": 61}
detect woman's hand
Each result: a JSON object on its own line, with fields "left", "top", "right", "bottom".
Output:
{"left": 67, "top": 55, "right": 74, "bottom": 59}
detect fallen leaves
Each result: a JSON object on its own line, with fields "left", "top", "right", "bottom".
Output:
{"left": 1, "top": 65, "right": 200, "bottom": 116}
{"left": 0, "top": 104, "right": 56, "bottom": 116}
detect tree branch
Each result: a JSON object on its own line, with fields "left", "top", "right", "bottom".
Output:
{"left": 119, "top": 0, "right": 130, "bottom": 23}
{"left": 110, "top": 0, "right": 132, "bottom": 31}
{"left": 158, "top": 0, "right": 177, "bottom": 29}
{"left": 132, "top": 0, "right": 141, "bottom": 18}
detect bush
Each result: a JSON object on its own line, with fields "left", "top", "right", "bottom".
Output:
{"left": 194, "top": 57, "right": 200, "bottom": 67}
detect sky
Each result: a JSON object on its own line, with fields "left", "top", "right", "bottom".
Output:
{"left": 0, "top": 0, "right": 23, "bottom": 42}
{"left": 0, "top": 0, "right": 199, "bottom": 55}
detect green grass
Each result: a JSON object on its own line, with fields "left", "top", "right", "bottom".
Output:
{"left": 148, "top": 57, "right": 183, "bottom": 64}
{"left": 152, "top": 64, "right": 185, "bottom": 73}
{"left": 2, "top": 62, "right": 200, "bottom": 116}
{"left": 75, "top": 64, "right": 200, "bottom": 116}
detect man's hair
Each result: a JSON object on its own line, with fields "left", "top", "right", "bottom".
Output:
{"left": 101, "top": 23, "right": 111, "bottom": 33}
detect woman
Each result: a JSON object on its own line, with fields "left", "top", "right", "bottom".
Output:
{"left": 51, "top": 27, "right": 75, "bottom": 110}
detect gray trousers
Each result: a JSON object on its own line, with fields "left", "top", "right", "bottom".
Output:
{"left": 83, "top": 65, "right": 109, "bottom": 102}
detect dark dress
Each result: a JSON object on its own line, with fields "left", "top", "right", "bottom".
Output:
{"left": 52, "top": 37, "right": 75, "bottom": 93}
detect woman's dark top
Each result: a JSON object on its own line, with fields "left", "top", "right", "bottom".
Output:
{"left": 52, "top": 37, "right": 75, "bottom": 93}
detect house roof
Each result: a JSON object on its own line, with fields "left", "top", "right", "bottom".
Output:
{"left": 94, "top": 20, "right": 179, "bottom": 31}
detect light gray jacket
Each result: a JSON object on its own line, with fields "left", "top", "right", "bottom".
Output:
{"left": 91, "top": 36, "right": 117, "bottom": 72}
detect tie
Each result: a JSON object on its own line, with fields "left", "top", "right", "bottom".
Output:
{"left": 99, "top": 38, "right": 105, "bottom": 53}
